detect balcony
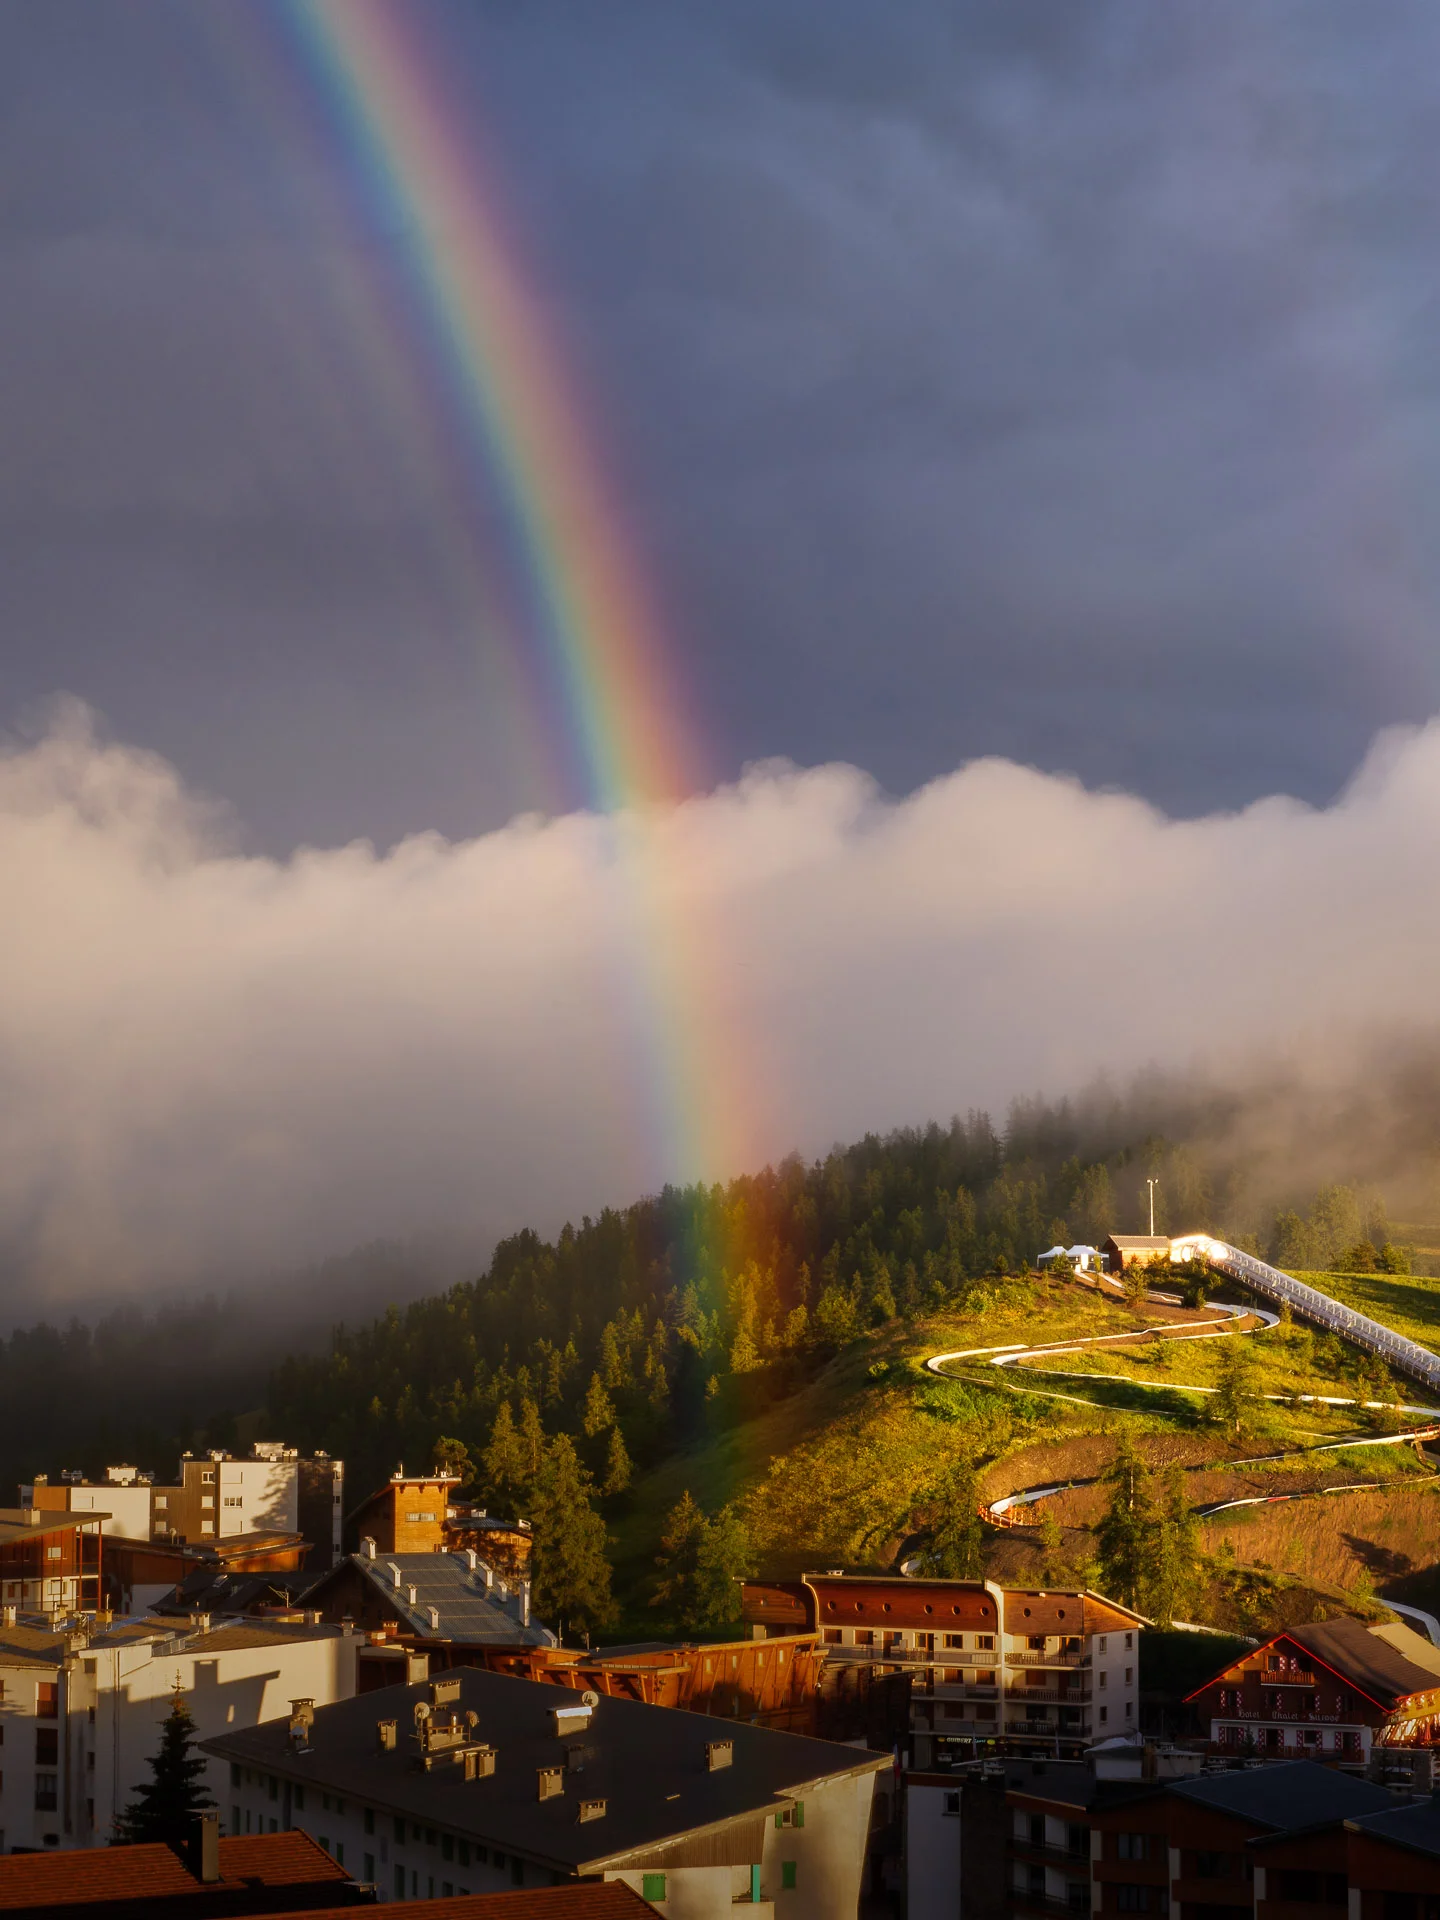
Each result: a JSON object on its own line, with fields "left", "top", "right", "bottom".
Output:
{"left": 1010, "top": 1885, "right": 1091, "bottom": 1916}
{"left": 1011, "top": 1688, "right": 1091, "bottom": 1704}
{"left": 1009, "top": 1838, "right": 1091, "bottom": 1867}
{"left": 1007, "top": 1651, "right": 1089, "bottom": 1669}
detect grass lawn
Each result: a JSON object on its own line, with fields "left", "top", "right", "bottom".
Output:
{"left": 1286, "top": 1268, "right": 1440, "bottom": 1350}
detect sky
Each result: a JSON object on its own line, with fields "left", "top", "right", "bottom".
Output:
{"left": 5, "top": 2, "right": 1440, "bottom": 1297}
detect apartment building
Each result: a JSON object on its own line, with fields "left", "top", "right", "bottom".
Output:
{"left": 1187, "top": 1615, "right": 1440, "bottom": 1762}
{"left": 25, "top": 1445, "right": 345, "bottom": 1569}
{"left": 205, "top": 1666, "right": 888, "bottom": 1914}
{"left": 305, "top": 1545, "right": 554, "bottom": 1650}
{"left": 0, "top": 1610, "right": 360, "bottom": 1852}
{"left": 0, "top": 1508, "right": 104, "bottom": 1618}
{"left": 742, "top": 1574, "right": 1145, "bottom": 1760}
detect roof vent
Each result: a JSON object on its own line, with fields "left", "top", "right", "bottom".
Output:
{"left": 707, "top": 1741, "right": 733, "bottom": 1771}
{"left": 577, "top": 1799, "right": 607, "bottom": 1823}
{"left": 361, "top": 1538, "right": 376, "bottom": 1560}
{"left": 553, "top": 1691, "right": 599, "bottom": 1738}
{"left": 538, "top": 1766, "right": 565, "bottom": 1801}
{"left": 428, "top": 1606, "right": 440, "bottom": 1630}
{"left": 463, "top": 1746, "right": 495, "bottom": 1780}
{"left": 377, "top": 1719, "right": 398, "bottom": 1752}
{"left": 387, "top": 1563, "right": 402, "bottom": 1589}
{"left": 406, "top": 1585, "right": 418, "bottom": 1606}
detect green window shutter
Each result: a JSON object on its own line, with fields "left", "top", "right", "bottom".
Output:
{"left": 794, "top": 1801, "right": 805, "bottom": 1828}
{"left": 782, "top": 1862, "right": 798, "bottom": 1890}
{"left": 642, "top": 1874, "right": 667, "bottom": 1903}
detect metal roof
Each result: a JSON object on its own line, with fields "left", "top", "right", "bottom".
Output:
{"left": 346, "top": 1551, "right": 556, "bottom": 1645}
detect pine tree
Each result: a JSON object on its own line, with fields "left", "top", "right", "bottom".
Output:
{"left": 581, "top": 1372, "right": 615, "bottom": 1439}
{"left": 517, "top": 1397, "right": 547, "bottom": 1481}
{"left": 728, "top": 1327, "right": 760, "bottom": 1374}
{"left": 1143, "top": 1468, "right": 1200, "bottom": 1626}
{"left": 1095, "top": 1434, "right": 1154, "bottom": 1607}
{"left": 528, "top": 1434, "right": 616, "bottom": 1635}
{"left": 601, "top": 1423, "right": 632, "bottom": 1498}
{"left": 432, "top": 1436, "right": 473, "bottom": 1487}
{"left": 481, "top": 1402, "right": 527, "bottom": 1508}
{"left": 652, "top": 1491, "right": 709, "bottom": 1631}
{"left": 692, "top": 1505, "right": 751, "bottom": 1634}
{"left": 1035, "top": 1511, "right": 1072, "bottom": 1588}
{"left": 115, "top": 1686, "right": 214, "bottom": 1844}
{"left": 1211, "top": 1335, "right": 1261, "bottom": 1438}
{"left": 917, "top": 1457, "right": 985, "bottom": 1578}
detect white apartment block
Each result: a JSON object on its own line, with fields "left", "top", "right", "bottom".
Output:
{"left": 0, "top": 1613, "right": 359, "bottom": 1854}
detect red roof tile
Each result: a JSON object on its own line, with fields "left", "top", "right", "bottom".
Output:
{"left": 0, "top": 1830, "right": 348, "bottom": 1910}
{"left": 263, "top": 1888, "right": 654, "bottom": 1920}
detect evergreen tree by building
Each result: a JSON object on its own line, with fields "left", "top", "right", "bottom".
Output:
{"left": 481, "top": 1401, "right": 527, "bottom": 1507}
{"left": 528, "top": 1434, "right": 616, "bottom": 1635}
{"left": 1095, "top": 1433, "right": 1154, "bottom": 1608}
{"left": 114, "top": 1686, "right": 214, "bottom": 1845}
{"left": 652, "top": 1492, "right": 752, "bottom": 1636}
{"left": 1210, "top": 1333, "right": 1261, "bottom": 1437}
{"left": 916, "top": 1457, "right": 985, "bottom": 1578}
{"left": 601, "top": 1423, "right": 632, "bottom": 1497}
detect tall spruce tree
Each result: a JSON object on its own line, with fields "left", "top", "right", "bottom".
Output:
{"left": 528, "top": 1434, "right": 616, "bottom": 1636}
{"left": 115, "top": 1686, "right": 214, "bottom": 1844}
{"left": 917, "top": 1457, "right": 985, "bottom": 1578}
{"left": 1211, "top": 1334, "right": 1261, "bottom": 1438}
{"left": 1095, "top": 1434, "right": 1154, "bottom": 1607}
{"left": 1144, "top": 1468, "right": 1200, "bottom": 1626}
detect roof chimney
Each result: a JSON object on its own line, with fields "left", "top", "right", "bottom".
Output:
{"left": 377, "top": 1719, "right": 398, "bottom": 1752}
{"left": 360, "top": 1537, "right": 376, "bottom": 1560}
{"left": 386, "top": 1563, "right": 402, "bottom": 1589}
{"left": 183, "top": 1810, "right": 220, "bottom": 1883}
{"left": 707, "top": 1740, "right": 734, "bottom": 1771}
{"left": 1, "top": 1604, "right": 16, "bottom": 1628}
{"left": 427, "top": 1606, "right": 440, "bottom": 1630}
{"left": 406, "top": 1585, "right": 418, "bottom": 1606}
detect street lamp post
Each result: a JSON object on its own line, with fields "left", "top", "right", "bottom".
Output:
{"left": 1146, "top": 1178, "right": 1158, "bottom": 1238}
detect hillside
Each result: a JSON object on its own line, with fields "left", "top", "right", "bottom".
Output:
{"left": 254, "top": 1114, "right": 1440, "bottom": 1636}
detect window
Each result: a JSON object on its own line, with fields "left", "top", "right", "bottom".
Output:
{"left": 231, "top": 1806, "right": 240, "bottom": 1834}
{"left": 458, "top": 1842, "right": 470, "bottom": 1866}
{"left": 1099, "top": 1706, "right": 1108, "bottom": 1724}
{"left": 1116, "top": 1888, "right": 1151, "bottom": 1912}
{"left": 781, "top": 1862, "right": 798, "bottom": 1891}
{"left": 35, "top": 1729, "right": 58, "bottom": 1766}
{"left": 854, "top": 1630, "right": 874, "bottom": 1647}
{"left": 364, "top": 1808, "right": 375, "bottom": 1834}
{"left": 1125, "top": 1668, "right": 1133, "bottom": 1684}
{"left": 34, "top": 1772, "right": 58, "bottom": 1810}
{"left": 1099, "top": 1671, "right": 1108, "bottom": 1687}
{"left": 1066, "top": 1824, "right": 1086, "bottom": 1858}
{"left": 642, "top": 1873, "right": 668, "bottom": 1902}
{"left": 1117, "top": 1834, "right": 1148, "bottom": 1861}
{"left": 442, "top": 1835, "right": 454, "bottom": 1861}
{"left": 45, "top": 1546, "right": 62, "bottom": 1561}
{"left": 335, "top": 1844, "right": 345, "bottom": 1867}
{"left": 364, "top": 1854, "right": 375, "bottom": 1884}
{"left": 394, "top": 1865, "right": 405, "bottom": 1900}
{"left": 976, "top": 1635, "right": 995, "bottom": 1651}
{"left": 293, "top": 1786, "right": 305, "bottom": 1810}
{"left": 944, "top": 1633, "right": 964, "bottom": 1649}
{"left": 1028, "top": 1635, "right": 1046, "bottom": 1651}
{"left": 823, "top": 1629, "right": 841, "bottom": 1645}
{"left": 231, "top": 1763, "right": 241, "bottom": 1788}
{"left": 943, "top": 1793, "right": 961, "bottom": 1817}
{"left": 1029, "top": 1815, "right": 1045, "bottom": 1846}
{"left": 36, "top": 1683, "right": 58, "bottom": 1718}
{"left": 1124, "top": 1633, "right": 1133, "bottom": 1650}
{"left": 1194, "top": 1851, "right": 1239, "bottom": 1880}
{"left": 223, "top": 1497, "right": 243, "bottom": 1508}
{"left": 1098, "top": 1636, "right": 1108, "bottom": 1653}
{"left": 1125, "top": 1703, "right": 1133, "bottom": 1719}
{"left": 775, "top": 1803, "right": 805, "bottom": 1829}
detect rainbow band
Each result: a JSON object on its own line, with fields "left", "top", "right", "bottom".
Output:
{"left": 281, "top": 0, "right": 757, "bottom": 1184}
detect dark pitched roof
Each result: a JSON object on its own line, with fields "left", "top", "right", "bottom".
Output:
{"left": 1287, "top": 1619, "right": 1440, "bottom": 1705}
{"left": 1167, "top": 1761, "right": 1395, "bottom": 1830}
{"left": 1347, "top": 1797, "right": 1440, "bottom": 1860}
{"left": 263, "top": 1888, "right": 652, "bottom": 1920}
{"left": 202, "top": 1665, "right": 887, "bottom": 1875}
{"left": 0, "top": 1829, "right": 348, "bottom": 1911}
{"left": 154, "top": 1568, "right": 320, "bottom": 1617}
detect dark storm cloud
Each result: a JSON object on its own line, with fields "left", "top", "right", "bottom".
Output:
{"left": 3, "top": 0, "right": 1440, "bottom": 849}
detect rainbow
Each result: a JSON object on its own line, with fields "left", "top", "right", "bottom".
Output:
{"left": 279, "top": 0, "right": 759, "bottom": 1185}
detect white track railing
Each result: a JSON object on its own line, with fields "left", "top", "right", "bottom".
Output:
{"left": 1169, "top": 1235, "right": 1440, "bottom": 1394}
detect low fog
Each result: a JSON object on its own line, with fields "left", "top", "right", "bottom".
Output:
{"left": 6, "top": 702, "right": 1440, "bottom": 1306}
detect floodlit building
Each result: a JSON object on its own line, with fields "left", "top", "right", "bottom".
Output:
{"left": 204, "top": 1665, "right": 888, "bottom": 1914}
{"left": 0, "top": 1508, "right": 105, "bottom": 1618}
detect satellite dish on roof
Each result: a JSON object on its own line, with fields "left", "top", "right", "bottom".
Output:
{"left": 581, "top": 1691, "right": 600, "bottom": 1709}
{"left": 414, "top": 1701, "right": 431, "bottom": 1723}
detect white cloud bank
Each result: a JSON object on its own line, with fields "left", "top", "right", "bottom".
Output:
{"left": 4, "top": 705, "right": 1440, "bottom": 1301}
